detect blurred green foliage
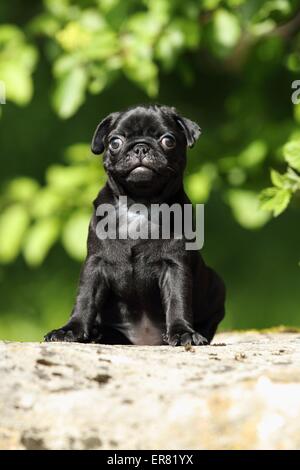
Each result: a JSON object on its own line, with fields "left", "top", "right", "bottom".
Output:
{"left": 0, "top": 0, "right": 300, "bottom": 340}
{"left": 0, "top": 144, "right": 104, "bottom": 265}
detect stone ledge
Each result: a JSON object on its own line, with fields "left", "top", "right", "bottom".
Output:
{"left": 0, "top": 332, "right": 300, "bottom": 450}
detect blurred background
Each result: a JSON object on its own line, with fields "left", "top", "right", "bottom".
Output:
{"left": 0, "top": 0, "right": 300, "bottom": 341}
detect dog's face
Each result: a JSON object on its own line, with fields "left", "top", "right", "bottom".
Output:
{"left": 91, "top": 105, "right": 201, "bottom": 198}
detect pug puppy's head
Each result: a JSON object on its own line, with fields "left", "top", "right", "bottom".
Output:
{"left": 91, "top": 105, "right": 201, "bottom": 199}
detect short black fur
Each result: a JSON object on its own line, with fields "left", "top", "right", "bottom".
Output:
{"left": 45, "top": 105, "right": 225, "bottom": 346}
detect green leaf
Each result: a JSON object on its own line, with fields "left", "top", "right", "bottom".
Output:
{"left": 253, "top": 0, "right": 291, "bottom": 23}
{"left": 0, "top": 26, "right": 37, "bottom": 106}
{"left": 175, "top": 19, "right": 200, "bottom": 48}
{"left": 23, "top": 218, "right": 60, "bottom": 266}
{"left": 53, "top": 54, "right": 80, "bottom": 78}
{"left": 80, "top": 10, "right": 106, "bottom": 31}
{"left": 88, "top": 67, "right": 109, "bottom": 94}
{"left": 46, "top": 164, "right": 98, "bottom": 192}
{"left": 0, "top": 205, "right": 30, "bottom": 263}
{"left": 122, "top": 35, "right": 158, "bottom": 96}
{"left": 227, "top": 167, "right": 246, "bottom": 186}
{"left": 52, "top": 67, "right": 87, "bottom": 119}
{"left": 213, "top": 9, "right": 241, "bottom": 48}
{"left": 126, "top": 12, "right": 164, "bottom": 42}
{"left": 61, "top": 211, "right": 90, "bottom": 261}
{"left": 227, "top": 190, "right": 271, "bottom": 229}
{"left": 0, "top": 25, "right": 24, "bottom": 43}
{"left": 155, "top": 18, "right": 200, "bottom": 68}
{"left": 203, "top": 0, "right": 222, "bottom": 7}
{"left": 0, "top": 62, "right": 34, "bottom": 105}
{"left": 156, "top": 27, "right": 185, "bottom": 68}
{"left": 185, "top": 173, "right": 211, "bottom": 202}
{"left": 287, "top": 53, "right": 300, "bottom": 72}
{"left": 44, "top": 0, "right": 71, "bottom": 18}
{"left": 6, "top": 177, "right": 40, "bottom": 202}
{"left": 124, "top": 58, "right": 158, "bottom": 96}
{"left": 283, "top": 141, "right": 300, "bottom": 172}
{"left": 238, "top": 140, "right": 267, "bottom": 168}
{"left": 98, "top": 0, "right": 119, "bottom": 13}
{"left": 286, "top": 167, "right": 300, "bottom": 188}
{"left": 185, "top": 164, "right": 217, "bottom": 202}
{"left": 84, "top": 32, "right": 119, "bottom": 60}
{"left": 270, "top": 169, "right": 285, "bottom": 188}
{"left": 29, "top": 13, "right": 61, "bottom": 36}
{"left": 260, "top": 187, "right": 291, "bottom": 216}
{"left": 64, "top": 143, "right": 92, "bottom": 163}
{"left": 31, "top": 188, "right": 63, "bottom": 218}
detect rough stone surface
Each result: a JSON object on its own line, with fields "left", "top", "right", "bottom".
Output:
{"left": 0, "top": 332, "right": 300, "bottom": 450}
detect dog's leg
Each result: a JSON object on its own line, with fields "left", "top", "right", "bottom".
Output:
{"left": 44, "top": 255, "right": 108, "bottom": 343}
{"left": 160, "top": 264, "right": 208, "bottom": 346}
{"left": 194, "top": 267, "right": 226, "bottom": 343}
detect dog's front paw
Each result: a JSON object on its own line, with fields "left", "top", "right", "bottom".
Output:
{"left": 168, "top": 330, "right": 208, "bottom": 347}
{"left": 44, "top": 323, "right": 89, "bottom": 343}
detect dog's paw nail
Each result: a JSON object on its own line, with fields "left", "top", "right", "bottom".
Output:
{"left": 168, "top": 330, "right": 208, "bottom": 347}
{"left": 64, "top": 331, "right": 75, "bottom": 342}
{"left": 168, "top": 334, "right": 180, "bottom": 347}
{"left": 44, "top": 324, "right": 90, "bottom": 343}
{"left": 168, "top": 332, "right": 192, "bottom": 347}
{"left": 44, "top": 330, "right": 58, "bottom": 342}
{"left": 44, "top": 328, "right": 70, "bottom": 342}
{"left": 192, "top": 332, "right": 208, "bottom": 346}
{"left": 180, "top": 332, "right": 193, "bottom": 346}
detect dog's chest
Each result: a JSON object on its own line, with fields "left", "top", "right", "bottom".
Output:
{"left": 117, "top": 201, "right": 150, "bottom": 239}
{"left": 103, "top": 224, "right": 162, "bottom": 301}
{"left": 116, "top": 313, "right": 164, "bottom": 345}
{"left": 107, "top": 248, "right": 158, "bottom": 302}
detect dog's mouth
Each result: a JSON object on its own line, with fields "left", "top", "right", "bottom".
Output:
{"left": 126, "top": 164, "right": 157, "bottom": 184}
{"left": 129, "top": 165, "right": 156, "bottom": 175}
{"left": 129, "top": 165, "right": 156, "bottom": 176}
{"left": 111, "top": 158, "right": 179, "bottom": 197}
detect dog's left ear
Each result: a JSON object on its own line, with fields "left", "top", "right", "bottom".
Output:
{"left": 91, "top": 112, "right": 120, "bottom": 155}
{"left": 175, "top": 114, "right": 201, "bottom": 148}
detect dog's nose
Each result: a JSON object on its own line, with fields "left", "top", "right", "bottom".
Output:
{"left": 133, "top": 143, "right": 149, "bottom": 157}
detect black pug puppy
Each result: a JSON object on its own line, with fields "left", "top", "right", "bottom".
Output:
{"left": 45, "top": 105, "right": 225, "bottom": 346}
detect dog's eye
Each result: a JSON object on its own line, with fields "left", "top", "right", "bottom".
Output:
{"left": 160, "top": 135, "right": 176, "bottom": 149}
{"left": 109, "top": 137, "right": 123, "bottom": 151}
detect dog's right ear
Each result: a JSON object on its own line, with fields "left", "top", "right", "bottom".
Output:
{"left": 91, "top": 112, "right": 120, "bottom": 155}
{"left": 175, "top": 114, "right": 201, "bottom": 148}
